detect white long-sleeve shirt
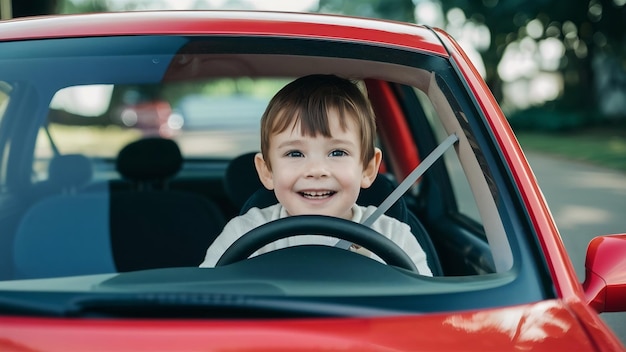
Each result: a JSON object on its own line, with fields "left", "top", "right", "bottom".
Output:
{"left": 200, "top": 203, "right": 432, "bottom": 276}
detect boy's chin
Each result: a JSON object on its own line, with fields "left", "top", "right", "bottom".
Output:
{"left": 287, "top": 210, "right": 330, "bottom": 217}
{"left": 287, "top": 208, "right": 352, "bottom": 220}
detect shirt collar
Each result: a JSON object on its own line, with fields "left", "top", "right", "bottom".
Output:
{"left": 278, "top": 204, "right": 362, "bottom": 221}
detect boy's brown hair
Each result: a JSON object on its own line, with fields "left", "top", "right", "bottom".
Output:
{"left": 259, "top": 74, "right": 377, "bottom": 171}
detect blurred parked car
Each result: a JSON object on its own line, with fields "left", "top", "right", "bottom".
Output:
{"left": 175, "top": 94, "right": 268, "bottom": 130}
{"left": 116, "top": 100, "right": 183, "bottom": 137}
{"left": 0, "top": 10, "right": 624, "bottom": 351}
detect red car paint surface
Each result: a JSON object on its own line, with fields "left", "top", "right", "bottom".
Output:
{"left": 0, "top": 10, "right": 624, "bottom": 352}
{"left": 0, "top": 11, "right": 448, "bottom": 57}
{"left": 0, "top": 301, "right": 615, "bottom": 351}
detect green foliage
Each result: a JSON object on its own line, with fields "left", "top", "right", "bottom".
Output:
{"left": 57, "top": 0, "right": 108, "bottom": 14}
{"left": 508, "top": 107, "right": 590, "bottom": 132}
{"left": 318, "top": 0, "right": 415, "bottom": 22}
{"left": 159, "top": 78, "right": 290, "bottom": 107}
{"left": 440, "top": 0, "right": 626, "bottom": 120}
{"left": 516, "top": 127, "right": 626, "bottom": 172}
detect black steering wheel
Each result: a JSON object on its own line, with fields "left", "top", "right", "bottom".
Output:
{"left": 215, "top": 215, "right": 418, "bottom": 272}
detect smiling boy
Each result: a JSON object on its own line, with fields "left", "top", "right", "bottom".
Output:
{"left": 200, "top": 74, "right": 432, "bottom": 276}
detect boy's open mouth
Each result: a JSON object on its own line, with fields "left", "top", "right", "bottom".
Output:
{"left": 300, "top": 191, "right": 336, "bottom": 199}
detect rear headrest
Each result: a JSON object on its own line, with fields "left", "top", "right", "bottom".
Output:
{"left": 116, "top": 137, "right": 182, "bottom": 181}
{"left": 48, "top": 154, "right": 93, "bottom": 190}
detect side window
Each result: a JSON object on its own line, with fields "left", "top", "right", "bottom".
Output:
{"left": 40, "top": 79, "right": 286, "bottom": 163}
{"left": 33, "top": 85, "right": 141, "bottom": 182}
{"left": 46, "top": 84, "right": 141, "bottom": 158}
{"left": 34, "top": 79, "right": 285, "bottom": 183}
{"left": 415, "top": 88, "right": 482, "bottom": 223}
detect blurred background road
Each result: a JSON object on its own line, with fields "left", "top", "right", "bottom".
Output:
{"left": 525, "top": 151, "right": 626, "bottom": 344}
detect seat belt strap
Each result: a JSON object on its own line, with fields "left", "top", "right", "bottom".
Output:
{"left": 335, "top": 133, "right": 458, "bottom": 250}
{"left": 362, "top": 133, "right": 459, "bottom": 227}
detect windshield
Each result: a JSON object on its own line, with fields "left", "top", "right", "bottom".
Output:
{"left": 0, "top": 35, "right": 549, "bottom": 319}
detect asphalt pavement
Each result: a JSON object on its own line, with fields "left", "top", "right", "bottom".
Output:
{"left": 524, "top": 152, "right": 626, "bottom": 345}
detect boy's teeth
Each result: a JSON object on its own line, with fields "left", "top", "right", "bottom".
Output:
{"left": 302, "top": 191, "right": 333, "bottom": 198}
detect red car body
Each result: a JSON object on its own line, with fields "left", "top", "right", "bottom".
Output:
{"left": 0, "top": 11, "right": 624, "bottom": 351}
{"left": 0, "top": 301, "right": 616, "bottom": 351}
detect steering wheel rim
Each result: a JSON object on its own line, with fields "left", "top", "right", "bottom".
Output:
{"left": 215, "top": 215, "right": 418, "bottom": 272}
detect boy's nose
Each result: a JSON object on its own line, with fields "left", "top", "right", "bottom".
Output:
{"left": 305, "top": 158, "right": 329, "bottom": 178}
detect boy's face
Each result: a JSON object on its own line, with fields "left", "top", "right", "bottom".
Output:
{"left": 255, "top": 109, "right": 381, "bottom": 220}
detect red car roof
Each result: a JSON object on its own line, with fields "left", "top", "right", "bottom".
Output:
{"left": 0, "top": 10, "right": 448, "bottom": 57}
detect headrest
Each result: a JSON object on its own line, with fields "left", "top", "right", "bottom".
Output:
{"left": 224, "top": 152, "right": 264, "bottom": 209}
{"left": 48, "top": 154, "right": 93, "bottom": 189}
{"left": 116, "top": 138, "right": 182, "bottom": 181}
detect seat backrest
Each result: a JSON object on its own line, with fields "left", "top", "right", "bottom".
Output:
{"left": 13, "top": 155, "right": 110, "bottom": 279}
{"left": 12, "top": 189, "right": 227, "bottom": 278}
{"left": 227, "top": 152, "right": 443, "bottom": 276}
{"left": 109, "top": 191, "right": 225, "bottom": 271}
{"left": 113, "top": 137, "right": 226, "bottom": 271}
{"left": 13, "top": 193, "right": 115, "bottom": 279}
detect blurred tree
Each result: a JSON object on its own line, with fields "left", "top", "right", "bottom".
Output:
{"left": 318, "top": 0, "right": 415, "bottom": 22}
{"left": 58, "top": 0, "right": 108, "bottom": 13}
{"left": 318, "top": 0, "right": 626, "bottom": 126}
{"left": 10, "top": 0, "right": 58, "bottom": 17}
{"left": 9, "top": 0, "right": 109, "bottom": 17}
{"left": 438, "top": 0, "right": 626, "bottom": 125}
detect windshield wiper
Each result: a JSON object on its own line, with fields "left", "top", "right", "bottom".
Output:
{"left": 74, "top": 294, "right": 410, "bottom": 318}
{"left": 0, "top": 290, "right": 407, "bottom": 318}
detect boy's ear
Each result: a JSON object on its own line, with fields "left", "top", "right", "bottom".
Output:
{"left": 254, "top": 152, "right": 275, "bottom": 190}
{"left": 361, "top": 147, "right": 382, "bottom": 189}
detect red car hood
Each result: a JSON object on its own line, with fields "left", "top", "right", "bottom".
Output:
{"left": 0, "top": 299, "right": 619, "bottom": 351}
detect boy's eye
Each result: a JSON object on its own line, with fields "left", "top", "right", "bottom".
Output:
{"left": 285, "top": 150, "right": 304, "bottom": 158}
{"left": 329, "top": 149, "right": 348, "bottom": 157}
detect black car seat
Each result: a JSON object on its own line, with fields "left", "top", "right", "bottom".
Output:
{"left": 224, "top": 152, "right": 443, "bottom": 275}
{"left": 224, "top": 152, "right": 264, "bottom": 210}
{"left": 110, "top": 137, "right": 226, "bottom": 271}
